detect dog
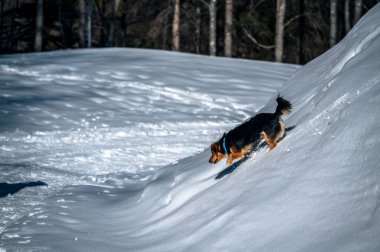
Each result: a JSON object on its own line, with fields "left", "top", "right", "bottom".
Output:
{"left": 209, "top": 96, "right": 292, "bottom": 165}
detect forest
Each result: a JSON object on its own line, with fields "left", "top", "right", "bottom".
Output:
{"left": 0, "top": 0, "right": 378, "bottom": 63}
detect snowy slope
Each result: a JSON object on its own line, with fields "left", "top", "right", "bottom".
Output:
{"left": 0, "top": 47, "right": 299, "bottom": 249}
{"left": 2, "top": 3, "right": 380, "bottom": 251}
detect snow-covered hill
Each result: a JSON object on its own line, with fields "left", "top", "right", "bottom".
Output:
{"left": 0, "top": 46, "right": 299, "bottom": 249}
{"left": 1, "top": 3, "right": 380, "bottom": 251}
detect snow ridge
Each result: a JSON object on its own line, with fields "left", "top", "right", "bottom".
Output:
{"left": 1, "top": 4, "right": 380, "bottom": 251}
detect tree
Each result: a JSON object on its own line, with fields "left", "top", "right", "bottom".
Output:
{"left": 224, "top": 0, "right": 233, "bottom": 57}
{"left": 172, "top": 0, "right": 180, "bottom": 51}
{"left": 107, "top": 0, "right": 121, "bottom": 47}
{"left": 354, "top": 0, "right": 362, "bottom": 24}
{"left": 344, "top": 0, "right": 350, "bottom": 33}
{"left": 298, "top": 0, "right": 305, "bottom": 64}
{"left": 275, "top": 0, "right": 286, "bottom": 62}
{"left": 202, "top": 0, "right": 217, "bottom": 56}
{"left": 0, "top": 0, "right": 4, "bottom": 52}
{"left": 79, "top": 0, "right": 86, "bottom": 47}
{"left": 195, "top": 3, "right": 201, "bottom": 54}
{"left": 34, "top": 0, "right": 43, "bottom": 51}
{"left": 1, "top": 0, "right": 378, "bottom": 62}
{"left": 86, "top": 0, "right": 92, "bottom": 48}
{"left": 330, "top": 0, "right": 337, "bottom": 47}
{"left": 209, "top": 0, "right": 217, "bottom": 56}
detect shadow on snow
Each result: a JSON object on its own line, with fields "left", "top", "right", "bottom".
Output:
{"left": 0, "top": 181, "right": 48, "bottom": 198}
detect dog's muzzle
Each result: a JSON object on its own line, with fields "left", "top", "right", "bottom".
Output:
{"left": 209, "top": 158, "right": 219, "bottom": 164}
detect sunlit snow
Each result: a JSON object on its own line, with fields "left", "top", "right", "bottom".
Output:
{"left": 1, "top": 4, "right": 380, "bottom": 251}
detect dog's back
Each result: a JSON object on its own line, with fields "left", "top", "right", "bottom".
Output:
{"left": 228, "top": 113, "right": 273, "bottom": 150}
{"left": 228, "top": 96, "right": 292, "bottom": 151}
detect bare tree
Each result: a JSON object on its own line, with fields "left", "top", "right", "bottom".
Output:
{"left": 344, "top": 0, "right": 350, "bottom": 33}
{"left": 122, "top": 0, "right": 127, "bottom": 47}
{"left": 172, "top": 0, "right": 180, "bottom": 51}
{"left": 9, "top": 0, "right": 18, "bottom": 50}
{"left": 298, "top": 0, "right": 305, "bottom": 64}
{"left": 195, "top": 4, "right": 201, "bottom": 54}
{"left": 200, "top": 0, "right": 217, "bottom": 56}
{"left": 330, "top": 0, "right": 337, "bottom": 47}
{"left": 57, "top": 0, "right": 65, "bottom": 48}
{"left": 79, "top": 0, "right": 86, "bottom": 47}
{"left": 86, "top": 0, "right": 92, "bottom": 48}
{"left": 275, "top": 0, "right": 286, "bottom": 62}
{"left": 0, "top": 0, "right": 4, "bottom": 51}
{"left": 354, "top": 0, "right": 362, "bottom": 24}
{"left": 204, "top": 0, "right": 217, "bottom": 56}
{"left": 34, "top": 0, "right": 43, "bottom": 51}
{"left": 210, "top": 0, "right": 217, "bottom": 56}
{"left": 224, "top": 0, "right": 233, "bottom": 57}
{"left": 107, "top": 0, "right": 121, "bottom": 47}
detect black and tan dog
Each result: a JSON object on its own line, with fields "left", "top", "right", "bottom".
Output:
{"left": 209, "top": 96, "right": 292, "bottom": 165}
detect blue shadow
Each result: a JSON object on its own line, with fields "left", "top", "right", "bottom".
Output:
{"left": 0, "top": 181, "right": 48, "bottom": 198}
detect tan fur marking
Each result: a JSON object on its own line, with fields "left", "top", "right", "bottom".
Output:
{"left": 262, "top": 131, "right": 276, "bottom": 150}
{"left": 225, "top": 144, "right": 253, "bottom": 164}
{"left": 273, "top": 118, "right": 285, "bottom": 143}
{"left": 262, "top": 119, "right": 286, "bottom": 150}
{"left": 240, "top": 144, "right": 253, "bottom": 155}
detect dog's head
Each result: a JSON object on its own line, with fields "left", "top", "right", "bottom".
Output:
{"left": 209, "top": 141, "right": 226, "bottom": 164}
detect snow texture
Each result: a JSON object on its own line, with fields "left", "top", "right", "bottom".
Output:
{"left": 1, "top": 3, "right": 380, "bottom": 251}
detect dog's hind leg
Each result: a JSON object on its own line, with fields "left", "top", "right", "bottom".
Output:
{"left": 273, "top": 119, "right": 286, "bottom": 146}
{"left": 262, "top": 131, "right": 276, "bottom": 150}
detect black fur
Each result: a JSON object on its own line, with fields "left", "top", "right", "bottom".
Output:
{"left": 221, "top": 96, "right": 292, "bottom": 153}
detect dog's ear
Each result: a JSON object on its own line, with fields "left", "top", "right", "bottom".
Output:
{"left": 210, "top": 142, "right": 216, "bottom": 152}
{"left": 213, "top": 141, "right": 221, "bottom": 152}
{"left": 211, "top": 142, "right": 219, "bottom": 154}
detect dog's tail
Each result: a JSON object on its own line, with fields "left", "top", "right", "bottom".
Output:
{"left": 275, "top": 95, "right": 292, "bottom": 116}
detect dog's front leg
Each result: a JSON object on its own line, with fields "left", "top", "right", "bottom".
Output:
{"left": 226, "top": 155, "right": 233, "bottom": 165}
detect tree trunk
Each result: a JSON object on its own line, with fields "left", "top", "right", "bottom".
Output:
{"left": 86, "top": 0, "right": 92, "bottom": 48}
{"left": 58, "top": 0, "right": 65, "bottom": 48}
{"left": 330, "top": 0, "right": 337, "bottom": 47}
{"left": 122, "top": 0, "right": 128, "bottom": 47}
{"left": 107, "top": 0, "right": 120, "bottom": 47}
{"left": 0, "top": 0, "right": 4, "bottom": 51}
{"left": 79, "top": 0, "right": 86, "bottom": 47}
{"left": 275, "top": 0, "right": 286, "bottom": 62}
{"left": 224, "top": 0, "right": 233, "bottom": 57}
{"left": 195, "top": 5, "right": 201, "bottom": 54}
{"left": 34, "top": 0, "right": 43, "bottom": 52}
{"left": 298, "top": 0, "right": 305, "bottom": 64}
{"left": 9, "top": 0, "right": 17, "bottom": 50}
{"left": 344, "top": 0, "right": 350, "bottom": 33}
{"left": 172, "top": 0, "right": 180, "bottom": 51}
{"left": 209, "top": 0, "right": 217, "bottom": 56}
{"left": 354, "top": 0, "right": 362, "bottom": 24}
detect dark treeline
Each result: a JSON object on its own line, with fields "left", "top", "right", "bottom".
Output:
{"left": 0, "top": 0, "right": 378, "bottom": 63}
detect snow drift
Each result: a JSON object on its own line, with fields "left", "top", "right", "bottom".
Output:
{"left": 2, "top": 3, "right": 380, "bottom": 252}
{"left": 0, "top": 45, "right": 298, "bottom": 250}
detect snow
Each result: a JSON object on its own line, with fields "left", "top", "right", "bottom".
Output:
{"left": 1, "top": 4, "right": 380, "bottom": 251}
